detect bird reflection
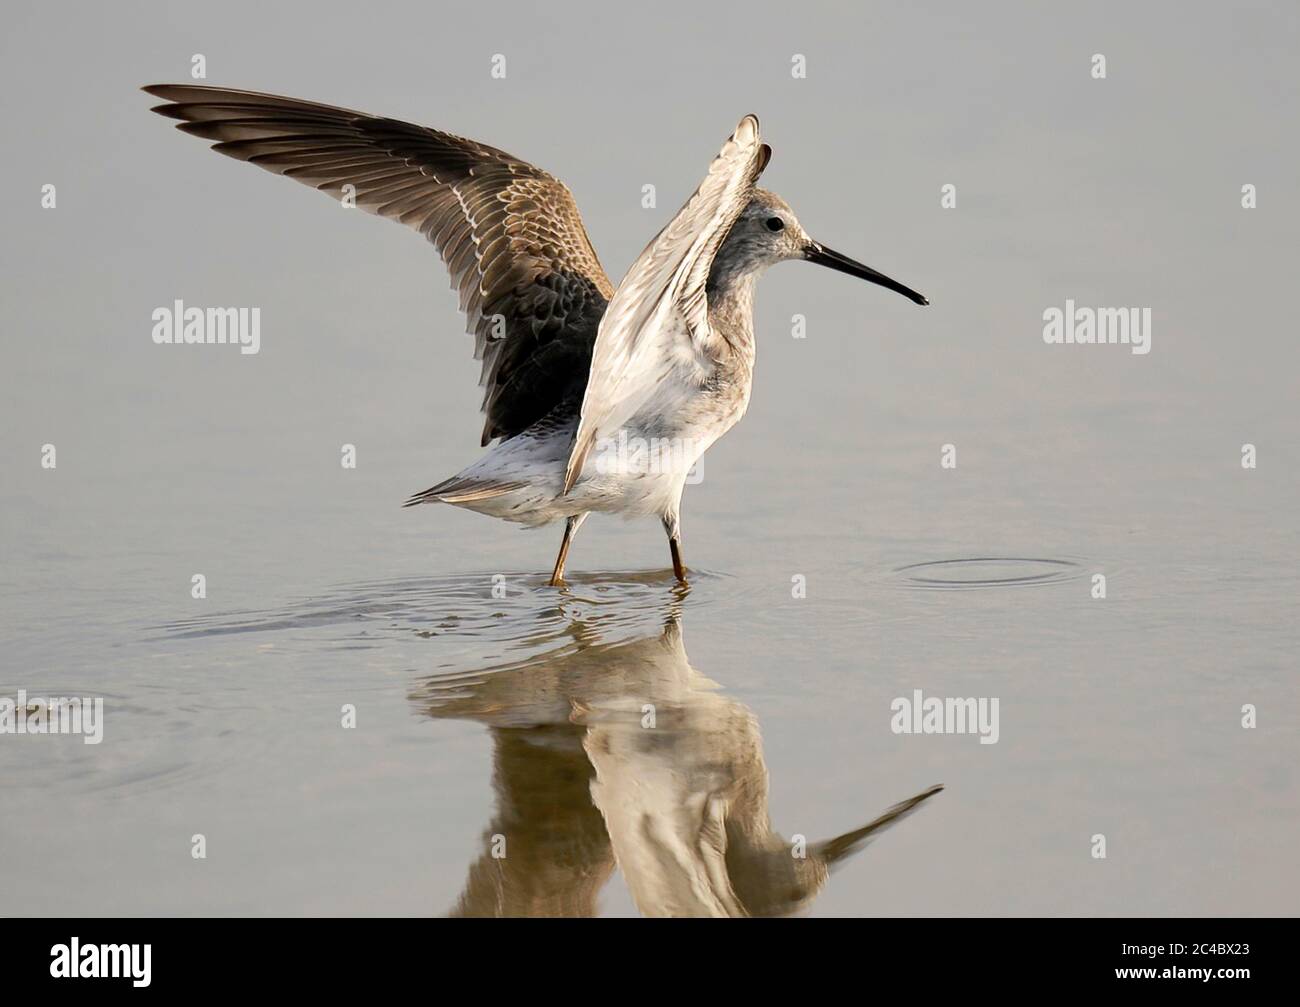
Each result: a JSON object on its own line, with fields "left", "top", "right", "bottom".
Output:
{"left": 413, "top": 595, "right": 941, "bottom": 917}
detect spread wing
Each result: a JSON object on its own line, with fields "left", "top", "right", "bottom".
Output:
{"left": 562, "top": 115, "right": 766, "bottom": 493}
{"left": 144, "top": 84, "right": 614, "bottom": 444}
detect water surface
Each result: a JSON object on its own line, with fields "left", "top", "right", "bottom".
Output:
{"left": 2, "top": 1, "right": 1297, "bottom": 916}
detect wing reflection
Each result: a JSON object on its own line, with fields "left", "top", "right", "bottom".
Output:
{"left": 413, "top": 601, "right": 941, "bottom": 917}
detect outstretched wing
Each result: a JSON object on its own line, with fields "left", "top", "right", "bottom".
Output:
{"left": 144, "top": 84, "right": 614, "bottom": 444}
{"left": 562, "top": 115, "right": 766, "bottom": 493}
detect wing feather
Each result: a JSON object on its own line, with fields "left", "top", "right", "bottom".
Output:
{"left": 145, "top": 84, "right": 614, "bottom": 444}
{"left": 562, "top": 116, "right": 765, "bottom": 494}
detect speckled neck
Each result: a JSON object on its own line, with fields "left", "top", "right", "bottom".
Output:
{"left": 706, "top": 257, "right": 761, "bottom": 361}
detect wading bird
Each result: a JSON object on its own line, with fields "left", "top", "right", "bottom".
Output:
{"left": 145, "top": 86, "right": 928, "bottom": 584}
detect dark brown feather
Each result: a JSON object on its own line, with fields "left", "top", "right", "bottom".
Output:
{"left": 144, "top": 84, "right": 613, "bottom": 444}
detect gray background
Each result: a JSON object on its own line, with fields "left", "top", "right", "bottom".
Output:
{"left": 1, "top": 0, "right": 1296, "bottom": 915}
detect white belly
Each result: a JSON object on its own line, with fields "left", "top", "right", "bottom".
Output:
{"left": 446, "top": 372, "right": 746, "bottom": 527}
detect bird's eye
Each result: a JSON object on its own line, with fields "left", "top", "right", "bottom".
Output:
{"left": 765, "top": 216, "right": 785, "bottom": 232}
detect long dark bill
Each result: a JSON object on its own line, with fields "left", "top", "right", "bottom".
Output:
{"left": 805, "top": 241, "right": 929, "bottom": 305}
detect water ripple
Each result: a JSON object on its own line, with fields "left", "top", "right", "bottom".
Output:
{"left": 891, "top": 557, "right": 1087, "bottom": 590}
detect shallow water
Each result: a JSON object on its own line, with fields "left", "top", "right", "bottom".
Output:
{"left": 2, "top": 2, "right": 1298, "bottom": 916}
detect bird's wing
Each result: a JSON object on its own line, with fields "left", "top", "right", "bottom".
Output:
{"left": 562, "top": 116, "right": 768, "bottom": 493}
{"left": 144, "top": 84, "right": 614, "bottom": 444}
{"left": 585, "top": 728, "right": 747, "bottom": 918}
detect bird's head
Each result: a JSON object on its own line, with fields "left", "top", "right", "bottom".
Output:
{"left": 721, "top": 187, "right": 929, "bottom": 306}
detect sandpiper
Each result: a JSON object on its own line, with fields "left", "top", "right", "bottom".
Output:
{"left": 145, "top": 85, "right": 928, "bottom": 584}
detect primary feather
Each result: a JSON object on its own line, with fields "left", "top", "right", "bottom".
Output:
{"left": 144, "top": 83, "right": 613, "bottom": 445}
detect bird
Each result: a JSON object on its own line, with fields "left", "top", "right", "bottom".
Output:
{"left": 144, "top": 84, "right": 928, "bottom": 585}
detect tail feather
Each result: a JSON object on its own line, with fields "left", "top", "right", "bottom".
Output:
{"left": 403, "top": 476, "right": 526, "bottom": 508}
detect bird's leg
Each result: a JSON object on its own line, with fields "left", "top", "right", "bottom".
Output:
{"left": 662, "top": 513, "right": 687, "bottom": 584}
{"left": 548, "top": 512, "right": 588, "bottom": 587}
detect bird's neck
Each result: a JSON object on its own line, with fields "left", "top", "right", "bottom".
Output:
{"left": 706, "top": 263, "right": 759, "bottom": 359}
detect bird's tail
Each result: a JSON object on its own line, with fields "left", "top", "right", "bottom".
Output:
{"left": 403, "top": 476, "right": 526, "bottom": 508}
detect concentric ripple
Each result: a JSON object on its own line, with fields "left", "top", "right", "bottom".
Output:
{"left": 892, "top": 557, "right": 1086, "bottom": 590}
{"left": 155, "top": 568, "right": 718, "bottom": 653}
